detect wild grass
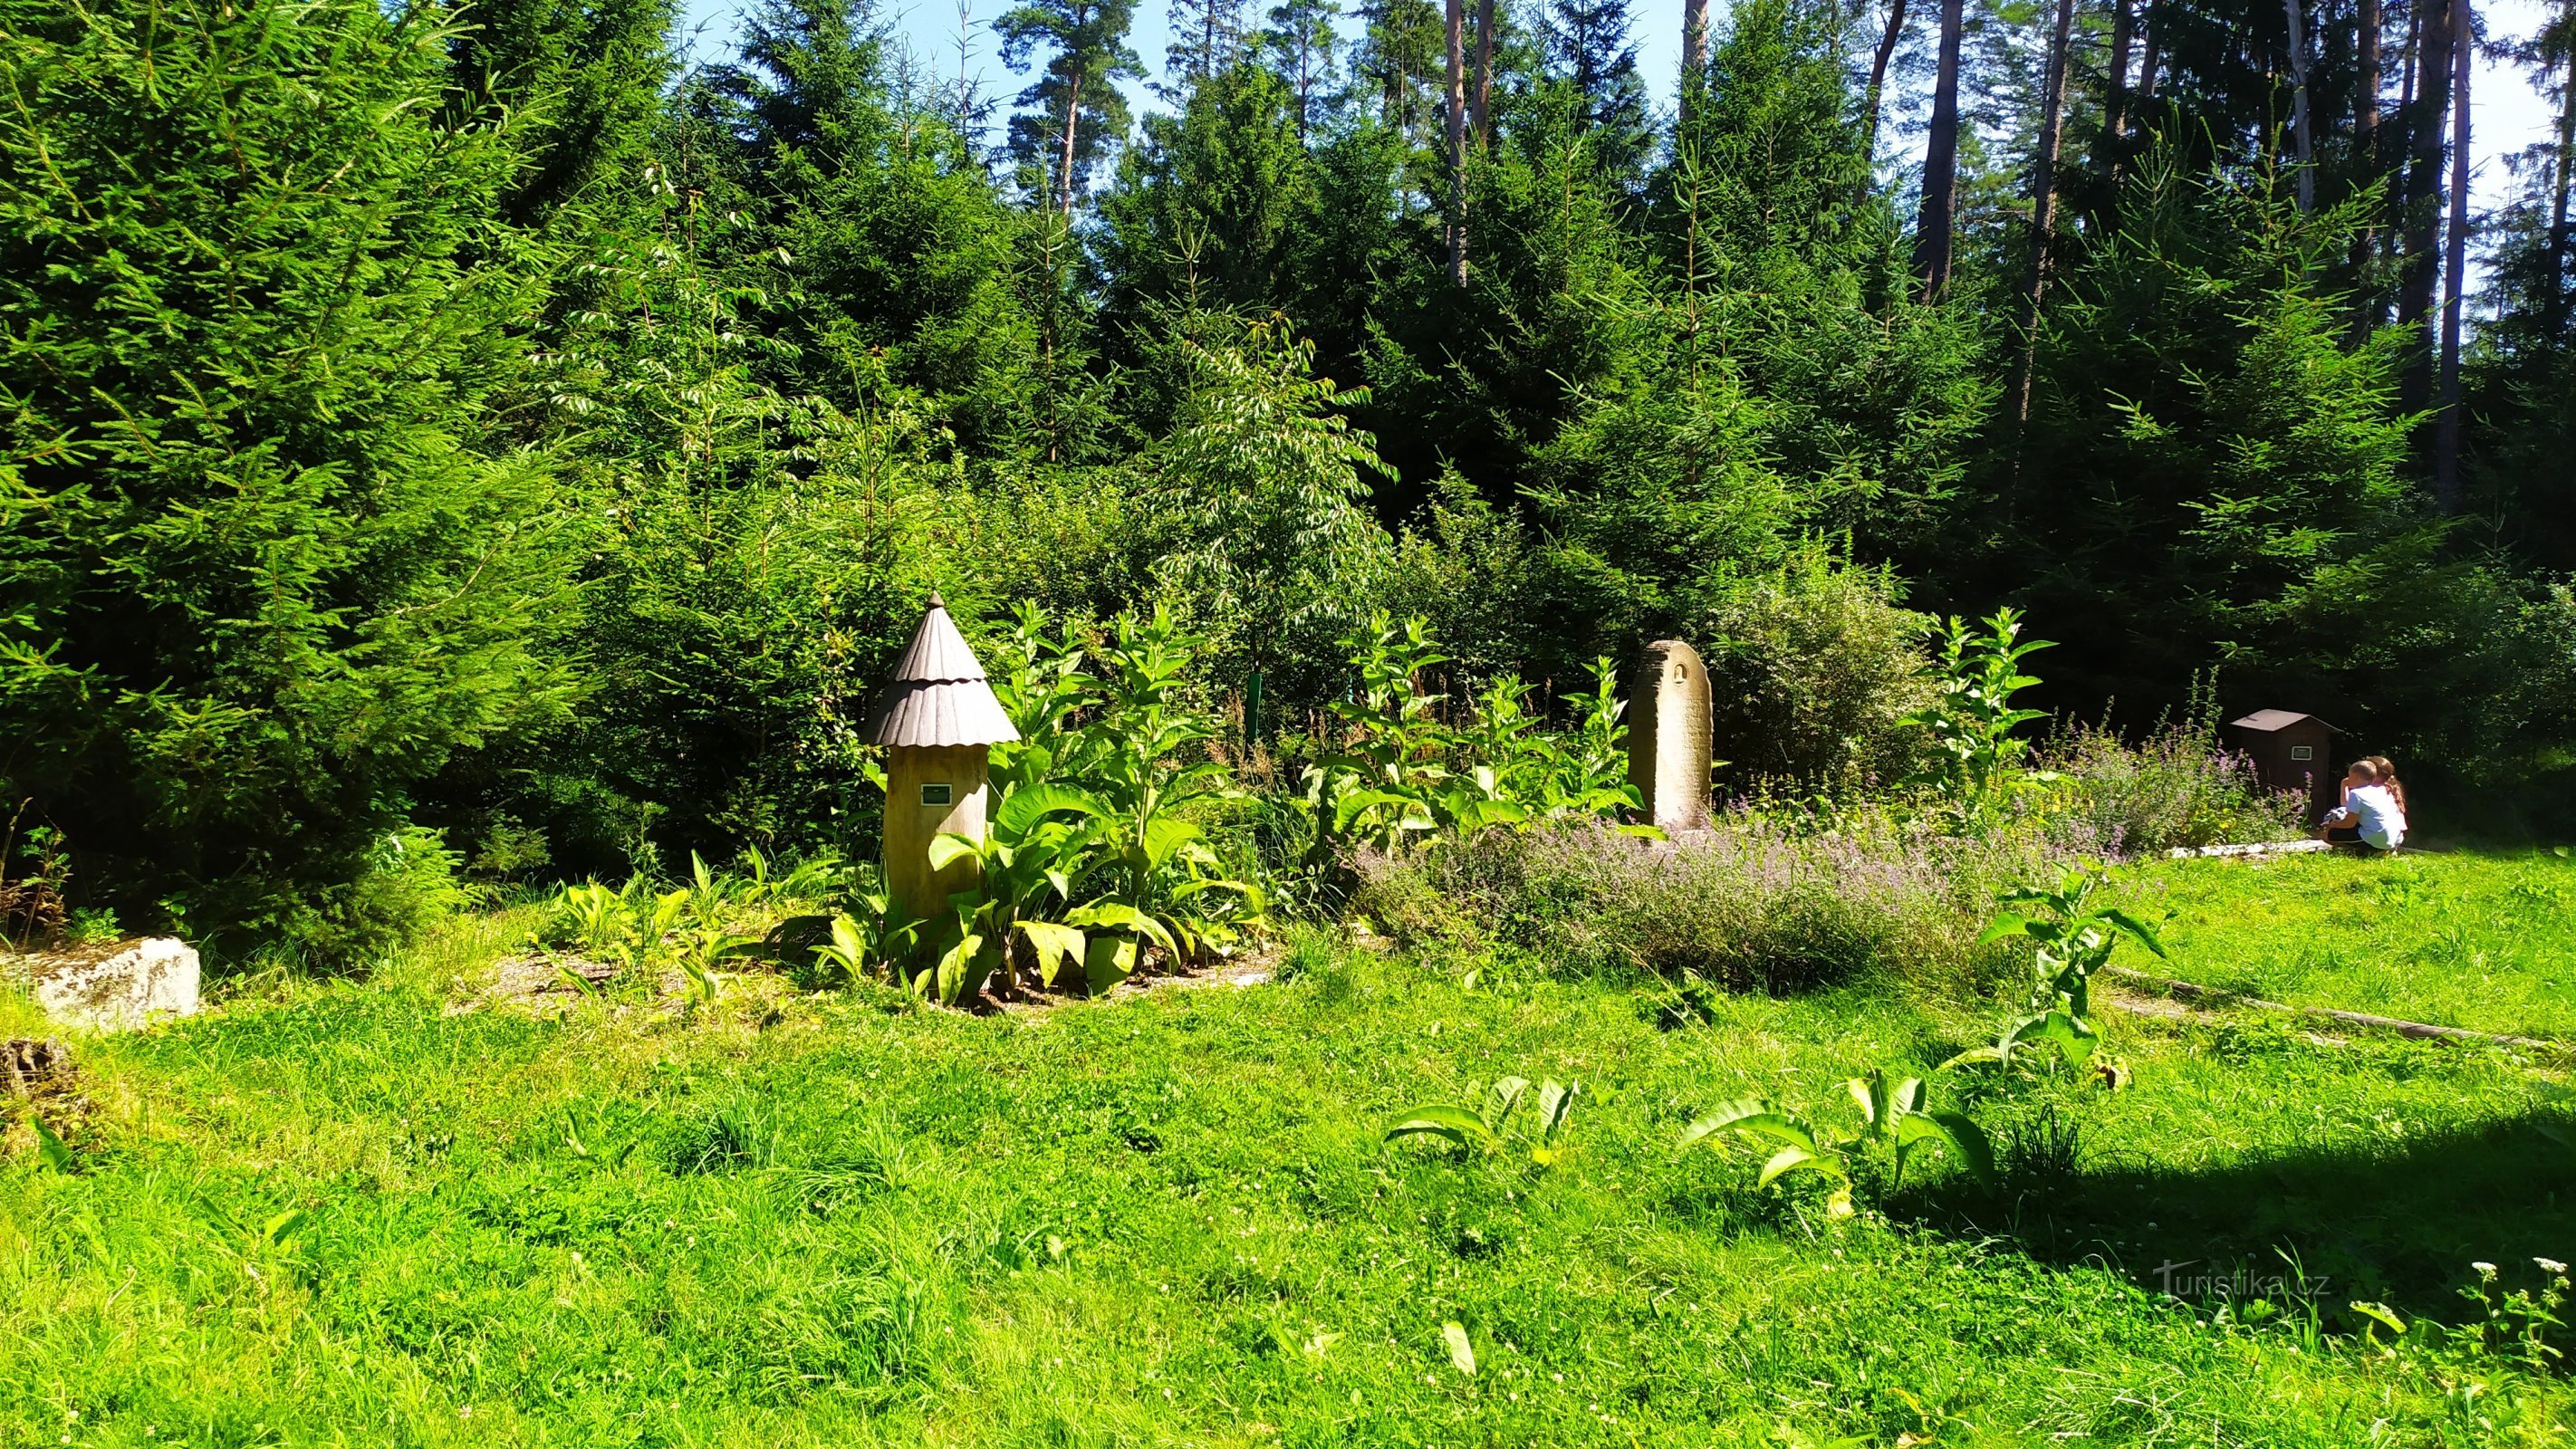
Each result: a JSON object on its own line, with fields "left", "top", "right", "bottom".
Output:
{"left": 5, "top": 855, "right": 2575, "bottom": 1444}
{"left": 2121, "top": 847, "right": 2576, "bottom": 1039}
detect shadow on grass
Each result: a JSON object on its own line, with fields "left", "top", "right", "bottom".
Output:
{"left": 1911, "top": 1112, "right": 2576, "bottom": 1321}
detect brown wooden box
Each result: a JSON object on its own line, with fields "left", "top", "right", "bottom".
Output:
{"left": 2228, "top": 709, "right": 2343, "bottom": 821}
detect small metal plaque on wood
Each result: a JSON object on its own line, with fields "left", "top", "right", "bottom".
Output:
{"left": 919, "top": 782, "right": 953, "bottom": 806}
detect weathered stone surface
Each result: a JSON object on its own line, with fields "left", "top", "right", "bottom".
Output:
{"left": 8, "top": 936, "right": 201, "bottom": 1032}
{"left": 2, "top": 1036, "right": 71, "bottom": 1099}
{"left": 1626, "top": 638, "right": 1714, "bottom": 834}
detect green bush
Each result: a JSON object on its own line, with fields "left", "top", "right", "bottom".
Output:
{"left": 0, "top": 0, "right": 584, "bottom": 962}
{"left": 1694, "top": 551, "right": 1934, "bottom": 795}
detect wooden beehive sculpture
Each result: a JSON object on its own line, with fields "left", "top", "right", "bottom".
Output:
{"left": 865, "top": 594, "right": 1019, "bottom": 924}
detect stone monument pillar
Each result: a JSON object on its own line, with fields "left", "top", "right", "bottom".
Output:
{"left": 1626, "top": 638, "right": 1713, "bottom": 833}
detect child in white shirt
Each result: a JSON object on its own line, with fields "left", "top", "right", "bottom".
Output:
{"left": 2318, "top": 759, "right": 2405, "bottom": 851}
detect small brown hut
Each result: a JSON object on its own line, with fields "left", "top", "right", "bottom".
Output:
{"left": 2227, "top": 709, "right": 2342, "bottom": 821}
{"left": 865, "top": 594, "right": 1018, "bottom": 923}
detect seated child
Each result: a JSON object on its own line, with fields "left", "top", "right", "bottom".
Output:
{"left": 2317, "top": 759, "right": 2405, "bottom": 852}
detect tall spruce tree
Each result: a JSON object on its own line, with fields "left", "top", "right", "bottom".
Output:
{"left": 0, "top": 0, "right": 584, "bottom": 954}
{"left": 1539, "top": 0, "right": 1650, "bottom": 179}
{"left": 447, "top": 0, "right": 678, "bottom": 228}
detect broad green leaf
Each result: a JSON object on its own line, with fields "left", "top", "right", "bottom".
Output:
{"left": 263, "top": 1209, "right": 311, "bottom": 1247}
{"left": 1936, "top": 1045, "right": 2008, "bottom": 1071}
{"left": 2350, "top": 1300, "right": 2408, "bottom": 1338}
{"left": 1679, "top": 1100, "right": 1817, "bottom": 1154}
{"left": 996, "top": 782, "right": 1106, "bottom": 835}
{"left": 1758, "top": 1145, "right": 1835, "bottom": 1187}
{"left": 1923, "top": 1112, "right": 1999, "bottom": 1185}
{"left": 26, "top": 1111, "right": 74, "bottom": 1173}
{"left": 1975, "top": 911, "right": 2033, "bottom": 945}
{"left": 927, "top": 832, "right": 983, "bottom": 872}
{"left": 1890, "top": 1078, "right": 1928, "bottom": 1118}
{"left": 1140, "top": 814, "right": 1205, "bottom": 872}
{"left": 1383, "top": 1104, "right": 1499, "bottom": 1151}
{"left": 1333, "top": 788, "right": 1431, "bottom": 835}
{"left": 1082, "top": 935, "right": 1138, "bottom": 992}
{"left": 1014, "top": 920, "right": 1087, "bottom": 986}
{"left": 1537, "top": 1080, "right": 1578, "bottom": 1143}
{"left": 1485, "top": 1077, "right": 1532, "bottom": 1132}
{"left": 1845, "top": 1074, "right": 1887, "bottom": 1128}
{"left": 1441, "top": 1321, "right": 1475, "bottom": 1376}
{"left": 2007, "top": 1011, "right": 2097, "bottom": 1067}
{"left": 1064, "top": 902, "right": 1179, "bottom": 959}
{"left": 935, "top": 932, "right": 985, "bottom": 1005}
{"left": 2098, "top": 908, "right": 2169, "bottom": 958}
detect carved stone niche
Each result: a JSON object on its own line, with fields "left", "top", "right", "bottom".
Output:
{"left": 1626, "top": 639, "right": 1713, "bottom": 834}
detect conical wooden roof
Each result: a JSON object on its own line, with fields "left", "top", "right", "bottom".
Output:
{"left": 864, "top": 594, "right": 1020, "bottom": 747}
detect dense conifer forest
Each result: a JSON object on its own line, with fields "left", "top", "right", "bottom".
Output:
{"left": 2, "top": 0, "right": 2571, "bottom": 958}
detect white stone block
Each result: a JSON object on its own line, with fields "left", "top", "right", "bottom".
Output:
{"left": 11, "top": 936, "right": 201, "bottom": 1031}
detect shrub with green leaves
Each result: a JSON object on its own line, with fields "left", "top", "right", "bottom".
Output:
{"left": 1696, "top": 550, "right": 1935, "bottom": 795}
{"left": 0, "top": 0, "right": 583, "bottom": 960}
{"left": 1901, "top": 608, "right": 2052, "bottom": 819}
{"left": 1680, "top": 1066, "right": 1996, "bottom": 1219}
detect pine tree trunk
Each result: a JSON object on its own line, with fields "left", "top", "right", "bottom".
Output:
{"left": 1445, "top": 0, "right": 1468, "bottom": 284}
{"left": 2354, "top": 0, "right": 2382, "bottom": 293}
{"left": 2284, "top": 0, "right": 2314, "bottom": 211}
{"left": 1471, "top": 0, "right": 1496, "bottom": 145}
{"left": 2137, "top": 0, "right": 2161, "bottom": 106}
{"left": 1915, "top": 0, "right": 1966, "bottom": 298}
{"left": 1058, "top": 74, "right": 1083, "bottom": 217}
{"left": 2551, "top": 44, "right": 2574, "bottom": 334}
{"left": 1295, "top": 34, "right": 1313, "bottom": 137}
{"left": 1683, "top": 0, "right": 1710, "bottom": 82}
{"left": 2107, "top": 0, "right": 2135, "bottom": 139}
{"left": 2010, "top": 0, "right": 2078, "bottom": 423}
{"left": 1865, "top": 0, "right": 1909, "bottom": 160}
{"left": 2398, "top": 0, "right": 2452, "bottom": 417}
{"left": 2434, "top": 0, "right": 2472, "bottom": 511}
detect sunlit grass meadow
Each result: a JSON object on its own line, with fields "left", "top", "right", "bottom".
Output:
{"left": 5, "top": 853, "right": 2575, "bottom": 1446}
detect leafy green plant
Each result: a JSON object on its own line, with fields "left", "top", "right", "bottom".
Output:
{"left": 947, "top": 604, "right": 1264, "bottom": 993}
{"left": 1947, "top": 866, "right": 2166, "bottom": 1073}
{"left": 1081, "top": 609, "right": 1255, "bottom": 935}
{"left": 923, "top": 783, "right": 1115, "bottom": 1003}
{"left": 546, "top": 881, "right": 636, "bottom": 961}
{"left": 1318, "top": 611, "right": 1455, "bottom": 852}
{"left": 672, "top": 923, "right": 764, "bottom": 1007}
{"left": 1902, "top": 609, "right": 2053, "bottom": 817}
{"left": 809, "top": 906, "right": 889, "bottom": 989}
{"left": 1680, "top": 1067, "right": 1995, "bottom": 1217}
{"left": 1317, "top": 619, "right": 1647, "bottom": 857}
{"left": 1384, "top": 1075, "right": 1581, "bottom": 1166}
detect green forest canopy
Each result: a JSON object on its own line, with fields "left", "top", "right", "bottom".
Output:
{"left": 1, "top": 0, "right": 2571, "bottom": 955}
